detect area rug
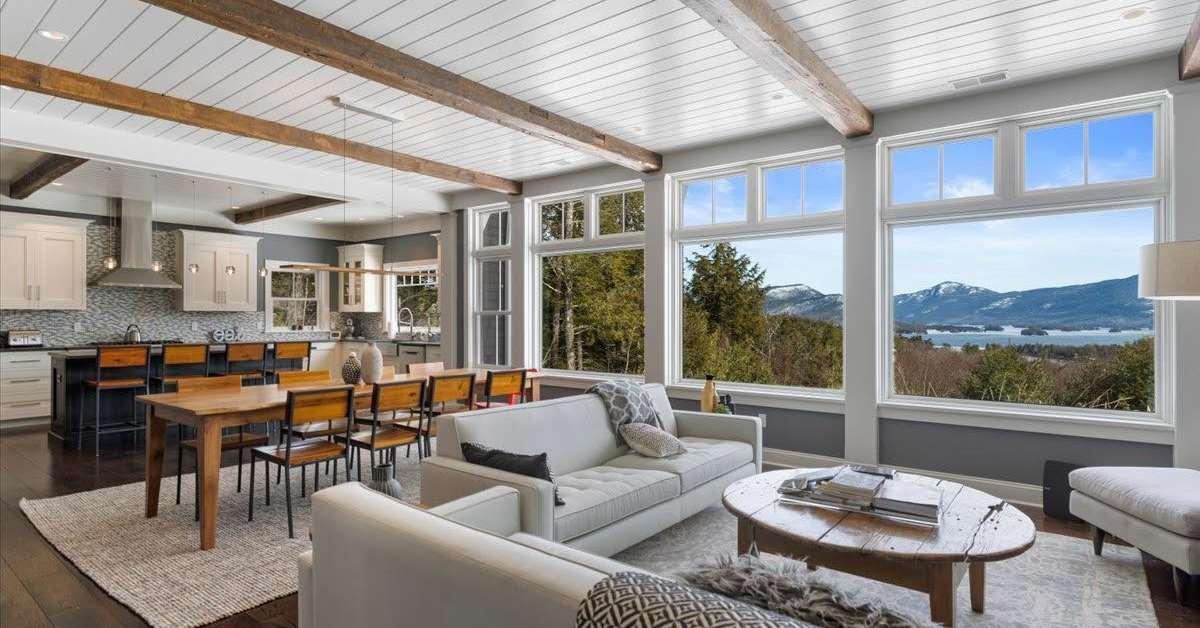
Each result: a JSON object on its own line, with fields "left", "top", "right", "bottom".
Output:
{"left": 22, "top": 464, "right": 1157, "bottom": 628}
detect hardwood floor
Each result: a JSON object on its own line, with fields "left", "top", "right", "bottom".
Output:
{"left": 2, "top": 428, "right": 1196, "bottom": 627}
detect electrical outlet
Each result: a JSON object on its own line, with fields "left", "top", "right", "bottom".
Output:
{"left": 191, "top": 322, "right": 199, "bottom": 332}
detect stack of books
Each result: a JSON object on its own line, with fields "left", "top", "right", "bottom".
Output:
{"left": 777, "top": 466, "right": 942, "bottom": 526}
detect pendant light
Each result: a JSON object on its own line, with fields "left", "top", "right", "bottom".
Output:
{"left": 187, "top": 180, "right": 200, "bottom": 274}
{"left": 102, "top": 194, "right": 118, "bottom": 270}
{"left": 150, "top": 174, "right": 163, "bottom": 272}
{"left": 223, "top": 185, "right": 236, "bottom": 276}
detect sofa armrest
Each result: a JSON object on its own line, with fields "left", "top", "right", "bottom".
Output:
{"left": 674, "top": 411, "right": 763, "bottom": 472}
{"left": 421, "top": 456, "right": 556, "bottom": 539}
{"left": 428, "top": 486, "right": 522, "bottom": 537}
{"left": 297, "top": 550, "right": 314, "bottom": 628}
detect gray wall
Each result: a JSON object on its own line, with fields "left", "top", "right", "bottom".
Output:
{"left": 362, "top": 231, "right": 440, "bottom": 263}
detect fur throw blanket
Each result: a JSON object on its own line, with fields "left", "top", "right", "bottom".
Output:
{"left": 677, "top": 555, "right": 929, "bottom": 628}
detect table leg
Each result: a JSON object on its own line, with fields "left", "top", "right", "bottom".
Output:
{"left": 197, "top": 421, "right": 222, "bottom": 550}
{"left": 969, "top": 562, "right": 985, "bottom": 613}
{"left": 929, "top": 563, "right": 956, "bottom": 626}
{"left": 736, "top": 518, "right": 754, "bottom": 555}
{"left": 144, "top": 407, "right": 166, "bottom": 518}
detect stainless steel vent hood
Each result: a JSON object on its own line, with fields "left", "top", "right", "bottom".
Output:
{"left": 92, "top": 199, "right": 182, "bottom": 289}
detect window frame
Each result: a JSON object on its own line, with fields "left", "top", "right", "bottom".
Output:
{"left": 536, "top": 195, "right": 586, "bottom": 243}
{"left": 1018, "top": 107, "right": 1160, "bottom": 195}
{"left": 263, "top": 260, "right": 330, "bottom": 333}
{"left": 595, "top": 186, "right": 646, "bottom": 239}
{"left": 475, "top": 206, "right": 511, "bottom": 250}
{"left": 467, "top": 203, "right": 513, "bottom": 368}
{"left": 883, "top": 129, "right": 1001, "bottom": 210}
{"left": 877, "top": 92, "right": 1174, "bottom": 428}
{"left": 473, "top": 257, "right": 512, "bottom": 368}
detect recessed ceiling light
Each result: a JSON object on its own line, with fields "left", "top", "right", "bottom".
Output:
{"left": 51, "top": 181, "right": 63, "bottom": 186}
{"left": 356, "top": 217, "right": 365, "bottom": 221}
{"left": 313, "top": 217, "right": 323, "bottom": 222}
{"left": 0, "top": 85, "right": 12, "bottom": 91}
{"left": 1121, "top": 7, "right": 1148, "bottom": 20}
{"left": 231, "top": 205, "right": 240, "bottom": 209}
{"left": 38, "top": 30, "right": 69, "bottom": 41}
{"left": 771, "top": 93, "right": 786, "bottom": 100}
{"left": 631, "top": 126, "right": 643, "bottom": 133}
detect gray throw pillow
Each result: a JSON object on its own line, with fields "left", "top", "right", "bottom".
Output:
{"left": 619, "top": 423, "right": 687, "bottom": 458}
{"left": 586, "top": 380, "right": 662, "bottom": 446}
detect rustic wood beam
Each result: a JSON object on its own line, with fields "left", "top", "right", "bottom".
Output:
{"left": 7, "top": 153, "right": 88, "bottom": 199}
{"left": 233, "top": 195, "right": 340, "bottom": 224}
{"left": 0, "top": 55, "right": 521, "bottom": 195}
{"left": 1181, "top": 9, "right": 1200, "bottom": 80}
{"left": 680, "top": 0, "right": 873, "bottom": 137}
{"left": 140, "top": 0, "right": 661, "bottom": 172}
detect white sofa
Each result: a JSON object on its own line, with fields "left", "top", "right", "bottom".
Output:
{"left": 420, "top": 383, "right": 763, "bottom": 556}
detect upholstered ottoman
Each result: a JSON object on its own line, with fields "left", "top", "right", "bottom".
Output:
{"left": 1069, "top": 466, "right": 1200, "bottom": 605}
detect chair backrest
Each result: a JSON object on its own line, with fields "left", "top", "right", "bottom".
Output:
{"left": 380, "top": 365, "right": 396, "bottom": 379}
{"left": 278, "top": 370, "right": 332, "bottom": 388}
{"left": 407, "top": 361, "right": 444, "bottom": 377}
{"left": 163, "top": 343, "right": 209, "bottom": 366}
{"left": 98, "top": 345, "right": 151, "bottom": 368}
{"left": 226, "top": 342, "right": 266, "bottom": 364}
{"left": 274, "top": 341, "right": 312, "bottom": 361}
{"left": 428, "top": 373, "right": 475, "bottom": 406}
{"left": 176, "top": 374, "right": 243, "bottom": 394}
{"left": 285, "top": 386, "right": 354, "bottom": 427}
{"left": 372, "top": 379, "right": 425, "bottom": 414}
{"left": 485, "top": 369, "right": 526, "bottom": 400}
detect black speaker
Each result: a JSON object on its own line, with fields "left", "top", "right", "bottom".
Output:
{"left": 1043, "top": 459, "right": 1084, "bottom": 522}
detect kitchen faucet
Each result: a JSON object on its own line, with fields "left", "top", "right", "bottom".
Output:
{"left": 397, "top": 307, "right": 415, "bottom": 339}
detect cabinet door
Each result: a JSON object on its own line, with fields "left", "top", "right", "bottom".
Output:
{"left": 220, "top": 246, "right": 256, "bottom": 311}
{"left": 0, "top": 230, "right": 36, "bottom": 309}
{"left": 185, "top": 243, "right": 221, "bottom": 311}
{"left": 34, "top": 232, "right": 86, "bottom": 310}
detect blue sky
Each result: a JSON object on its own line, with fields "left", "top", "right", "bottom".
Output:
{"left": 683, "top": 232, "right": 844, "bottom": 295}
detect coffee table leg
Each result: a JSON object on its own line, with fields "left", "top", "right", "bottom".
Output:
{"left": 969, "top": 562, "right": 985, "bottom": 612}
{"left": 737, "top": 518, "right": 754, "bottom": 555}
{"left": 929, "top": 563, "right": 955, "bottom": 626}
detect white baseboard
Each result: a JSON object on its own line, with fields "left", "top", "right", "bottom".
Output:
{"left": 763, "top": 447, "right": 1043, "bottom": 508}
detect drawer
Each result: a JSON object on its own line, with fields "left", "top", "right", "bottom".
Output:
{"left": 0, "top": 351, "right": 50, "bottom": 371}
{"left": 0, "top": 375, "right": 51, "bottom": 401}
{"left": 0, "top": 399, "right": 51, "bottom": 421}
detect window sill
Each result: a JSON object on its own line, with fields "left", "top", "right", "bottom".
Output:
{"left": 878, "top": 398, "right": 1173, "bottom": 445}
{"left": 536, "top": 370, "right": 644, "bottom": 390}
{"left": 667, "top": 382, "right": 845, "bottom": 414}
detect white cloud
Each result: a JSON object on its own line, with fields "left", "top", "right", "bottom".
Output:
{"left": 943, "top": 176, "right": 992, "bottom": 199}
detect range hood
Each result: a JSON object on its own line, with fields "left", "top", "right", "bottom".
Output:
{"left": 92, "top": 199, "right": 182, "bottom": 289}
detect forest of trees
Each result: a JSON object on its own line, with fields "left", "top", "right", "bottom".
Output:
{"left": 540, "top": 240, "right": 1154, "bottom": 412}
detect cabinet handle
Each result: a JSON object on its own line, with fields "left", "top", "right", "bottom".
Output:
{"left": 9, "top": 359, "right": 41, "bottom": 364}
{"left": 8, "top": 378, "right": 42, "bottom": 384}
{"left": 8, "top": 401, "right": 41, "bottom": 408}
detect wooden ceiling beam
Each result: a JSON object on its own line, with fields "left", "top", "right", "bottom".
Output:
{"left": 0, "top": 55, "right": 521, "bottom": 195}
{"left": 141, "top": 0, "right": 661, "bottom": 173}
{"left": 1181, "top": 9, "right": 1200, "bottom": 80}
{"left": 7, "top": 153, "right": 88, "bottom": 199}
{"left": 233, "top": 195, "right": 340, "bottom": 224}
{"left": 680, "top": 0, "right": 873, "bottom": 137}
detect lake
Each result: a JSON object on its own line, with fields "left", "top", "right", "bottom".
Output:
{"left": 906, "top": 325, "right": 1153, "bottom": 348}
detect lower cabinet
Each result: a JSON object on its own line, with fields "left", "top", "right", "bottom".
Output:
{"left": 1, "top": 351, "right": 52, "bottom": 422}
{"left": 309, "top": 342, "right": 336, "bottom": 374}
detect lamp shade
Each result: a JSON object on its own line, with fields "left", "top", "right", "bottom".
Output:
{"left": 1138, "top": 240, "right": 1200, "bottom": 300}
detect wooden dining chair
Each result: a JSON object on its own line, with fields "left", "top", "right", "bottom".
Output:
{"left": 337, "top": 380, "right": 426, "bottom": 479}
{"left": 150, "top": 344, "right": 209, "bottom": 392}
{"left": 277, "top": 369, "right": 333, "bottom": 388}
{"left": 225, "top": 342, "right": 267, "bottom": 384}
{"left": 406, "top": 361, "right": 444, "bottom": 377}
{"left": 79, "top": 345, "right": 151, "bottom": 457}
{"left": 174, "top": 375, "right": 267, "bottom": 517}
{"left": 477, "top": 369, "right": 528, "bottom": 408}
{"left": 264, "top": 341, "right": 312, "bottom": 383}
{"left": 249, "top": 385, "right": 354, "bottom": 538}
{"left": 276, "top": 370, "right": 344, "bottom": 483}
{"left": 419, "top": 373, "right": 475, "bottom": 456}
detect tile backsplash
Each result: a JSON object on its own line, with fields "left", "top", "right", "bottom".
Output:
{"left": 1, "top": 223, "right": 331, "bottom": 346}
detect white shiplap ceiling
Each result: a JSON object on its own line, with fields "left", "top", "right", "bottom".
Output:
{"left": 1, "top": 0, "right": 1195, "bottom": 202}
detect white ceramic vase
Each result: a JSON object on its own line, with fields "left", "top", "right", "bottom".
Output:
{"left": 361, "top": 342, "right": 384, "bottom": 383}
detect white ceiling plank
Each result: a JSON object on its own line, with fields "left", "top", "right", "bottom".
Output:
{"left": 0, "top": 0, "right": 52, "bottom": 57}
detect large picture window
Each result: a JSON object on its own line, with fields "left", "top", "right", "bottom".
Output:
{"left": 681, "top": 233, "right": 843, "bottom": 389}
{"left": 541, "top": 249, "right": 645, "bottom": 374}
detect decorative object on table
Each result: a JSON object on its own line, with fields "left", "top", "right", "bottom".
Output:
{"left": 341, "top": 351, "right": 362, "bottom": 384}
{"left": 715, "top": 393, "right": 735, "bottom": 414}
{"left": 366, "top": 463, "right": 403, "bottom": 498}
{"left": 1138, "top": 239, "right": 1200, "bottom": 299}
{"left": 361, "top": 342, "right": 384, "bottom": 383}
{"left": 677, "top": 555, "right": 925, "bottom": 628}
{"left": 209, "top": 327, "right": 239, "bottom": 343}
{"left": 460, "top": 442, "right": 564, "bottom": 505}
{"left": 618, "top": 423, "right": 687, "bottom": 458}
{"left": 585, "top": 379, "right": 662, "bottom": 445}
{"left": 777, "top": 465, "right": 941, "bottom": 525}
{"left": 700, "top": 374, "right": 720, "bottom": 412}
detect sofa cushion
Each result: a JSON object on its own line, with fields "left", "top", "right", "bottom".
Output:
{"left": 509, "top": 532, "right": 652, "bottom": 577}
{"left": 1069, "top": 466, "right": 1200, "bottom": 538}
{"left": 642, "top": 384, "right": 677, "bottom": 435}
{"left": 605, "top": 437, "right": 754, "bottom": 493}
{"left": 555, "top": 466, "right": 680, "bottom": 541}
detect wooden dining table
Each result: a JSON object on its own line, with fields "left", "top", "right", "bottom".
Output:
{"left": 137, "top": 368, "right": 541, "bottom": 550}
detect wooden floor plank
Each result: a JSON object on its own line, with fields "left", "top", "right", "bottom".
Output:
{"left": 1, "top": 558, "right": 53, "bottom": 628}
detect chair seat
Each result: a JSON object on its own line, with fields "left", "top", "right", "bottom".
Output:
{"left": 84, "top": 378, "right": 147, "bottom": 390}
{"left": 230, "top": 370, "right": 265, "bottom": 381}
{"left": 287, "top": 419, "right": 350, "bottom": 439}
{"left": 150, "top": 374, "right": 209, "bottom": 384}
{"left": 1069, "top": 466, "right": 1200, "bottom": 538}
{"left": 335, "top": 428, "right": 421, "bottom": 450}
{"left": 252, "top": 440, "right": 346, "bottom": 466}
{"left": 181, "top": 431, "right": 269, "bottom": 451}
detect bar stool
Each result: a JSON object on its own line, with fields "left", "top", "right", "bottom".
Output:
{"left": 477, "top": 369, "right": 528, "bottom": 408}
{"left": 224, "top": 342, "right": 267, "bottom": 384}
{"left": 150, "top": 343, "right": 210, "bottom": 393}
{"left": 337, "top": 379, "right": 426, "bottom": 477}
{"left": 78, "top": 345, "right": 151, "bottom": 457}
{"left": 264, "top": 341, "right": 312, "bottom": 383}
{"left": 419, "top": 373, "right": 475, "bottom": 457}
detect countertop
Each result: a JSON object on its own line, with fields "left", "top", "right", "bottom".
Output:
{"left": 5, "top": 338, "right": 440, "bottom": 357}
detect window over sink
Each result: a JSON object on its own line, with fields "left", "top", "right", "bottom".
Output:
{"left": 265, "top": 261, "right": 329, "bottom": 332}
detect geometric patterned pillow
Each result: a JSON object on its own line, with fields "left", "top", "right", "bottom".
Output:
{"left": 576, "top": 572, "right": 810, "bottom": 628}
{"left": 618, "top": 423, "right": 687, "bottom": 458}
{"left": 587, "top": 380, "right": 663, "bottom": 446}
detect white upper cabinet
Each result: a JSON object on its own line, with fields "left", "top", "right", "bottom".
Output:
{"left": 0, "top": 212, "right": 90, "bottom": 311}
{"left": 337, "top": 243, "right": 383, "bottom": 313}
{"left": 175, "top": 229, "right": 260, "bottom": 312}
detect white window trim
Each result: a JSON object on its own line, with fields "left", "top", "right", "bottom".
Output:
{"left": 384, "top": 258, "right": 439, "bottom": 338}
{"left": 263, "top": 260, "right": 330, "bottom": 333}
{"left": 1018, "top": 107, "right": 1161, "bottom": 196}
{"left": 876, "top": 91, "right": 1175, "bottom": 434}
{"left": 467, "top": 203, "right": 512, "bottom": 368}
{"left": 884, "top": 130, "right": 1000, "bottom": 209}
{"left": 474, "top": 205, "right": 512, "bottom": 251}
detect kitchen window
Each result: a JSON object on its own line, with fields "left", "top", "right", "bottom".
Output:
{"left": 265, "top": 261, "right": 329, "bottom": 332}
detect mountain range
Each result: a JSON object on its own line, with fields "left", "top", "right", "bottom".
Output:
{"left": 763, "top": 275, "right": 1151, "bottom": 329}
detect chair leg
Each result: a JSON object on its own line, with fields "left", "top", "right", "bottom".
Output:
{"left": 276, "top": 462, "right": 282, "bottom": 484}
{"left": 264, "top": 458, "right": 271, "bottom": 506}
{"left": 285, "top": 466, "right": 294, "bottom": 539}
{"left": 300, "top": 464, "right": 306, "bottom": 498}
{"left": 237, "top": 447, "right": 244, "bottom": 493}
{"left": 333, "top": 457, "right": 338, "bottom": 485}
{"left": 94, "top": 390, "right": 101, "bottom": 458}
{"left": 1091, "top": 525, "right": 1105, "bottom": 556}
{"left": 314, "top": 463, "right": 321, "bottom": 491}
{"left": 391, "top": 449, "right": 398, "bottom": 478}
{"left": 77, "top": 387, "right": 84, "bottom": 450}
{"left": 248, "top": 455, "right": 256, "bottom": 522}
{"left": 175, "top": 425, "right": 185, "bottom": 504}
{"left": 356, "top": 449, "right": 362, "bottom": 482}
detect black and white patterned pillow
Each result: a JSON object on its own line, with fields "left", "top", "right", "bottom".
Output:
{"left": 587, "top": 380, "right": 662, "bottom": 446}
{"left": 619, "top": 423, "right": 687, "bottom": 458}
{"left": 576, "top": 572, "right": 809, "bottom": 628}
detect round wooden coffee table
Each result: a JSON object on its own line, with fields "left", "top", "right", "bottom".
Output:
{"left": 723, "top": 469, "right": 1035, "bottom": 626}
